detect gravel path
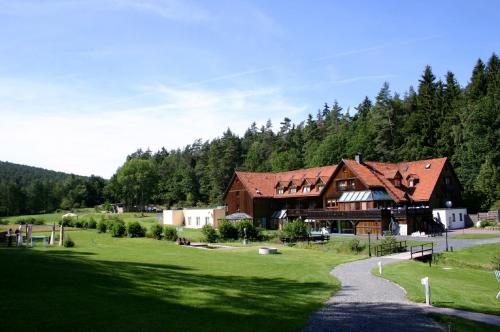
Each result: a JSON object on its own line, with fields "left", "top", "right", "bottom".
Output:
{"left": 302, "top": 237, "right": 500, "bottom": 332}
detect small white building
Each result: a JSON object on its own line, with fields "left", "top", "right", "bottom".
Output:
{"left": 432, "top": 208, "right": 467, "bottom": 230}
{"left": 163, "top": 207, "right": 226, "bottom": 229}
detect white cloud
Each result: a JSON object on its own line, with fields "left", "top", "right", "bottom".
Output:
{"left": 0, "top": 82, "right": 306, "bottom": 178}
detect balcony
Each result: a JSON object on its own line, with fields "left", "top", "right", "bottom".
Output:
{"left": 286, "top": 207, "right": 432, "bottom": 221}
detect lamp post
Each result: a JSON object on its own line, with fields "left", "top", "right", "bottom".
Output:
{"left": 368, "top": 231, "right": 372, "bottom": 257}
{"left": 445, "top": 227, "right": 448, "bottom": 252}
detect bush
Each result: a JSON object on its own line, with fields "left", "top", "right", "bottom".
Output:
{"left": 348, "top": 238, "right": 363, "bottom": 254}
{"left": 63, "top": 237, "right": 75, "bottom": 247}
{"left": 235, "top": 220, "right": 260, "bottom": 240}
{"left": 201, "top": 224, "right": 219, "bottom": 243}
{"left": 163, "top": 226, "right": 178, "bottom": 241}
{"left": 74, "top": 220, "right": 84, "bottom": 228}
{"left": 18, "top": 217, "right": 45, "bottom": 225}
{"left": 111, "top": 222, "right": 126, "bottom": 237}
{"left": 97, "top": 220, "right": 107, "bottom": 233}
{"left": 0, "top": 219, "right": 8, "bottom": 225}
{"left": 480, "top": 220, "right": 497, "bottom": 228}
{"left": 87, "top": 218, "right": 97, "bottom": 229}
{"left": 283, "top": 219, "right": 308, "bottom": 240}
{"left": 150, "top": 224, "right": 163, "bottom": 240}
{"left": 218, "top": 220, "right": 238, "bottom": 240}
{"left": 127, "top": 221, "right": 146, "bottom": 238}
{"left": 59, "top": 216, "right": 74, "bottom": 227}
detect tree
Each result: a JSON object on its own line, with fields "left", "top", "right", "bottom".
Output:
{"left": 116, "top": 158, "right": 158, "bottom": 211}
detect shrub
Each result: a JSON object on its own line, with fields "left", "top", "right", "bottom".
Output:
{"left": 87, "top": 218, "right": 97, "bottom": 229}
{"left": 218, "top": 220, "right": 238, "bottom": 240}
{"left": 348, "top": 238, "right": 363, "bottom": 254}
{"left": 18, "top": 217, "right": 45, "bottom": 225}
{"left": 235, "top": 220, "right": 260, "bottom": 240}
{"left": 59, "top": 216, "right": 74, "bottom": 227}
{"left": 283, "top": 219, "right": 308, "bottom": 240}
{"left": 480, "top": 220, "right": 497, "bottom": 228}
{"left": 127, "top": 221, "right": 146, "bottom": 238}
{"left": 0, "top": 219, "right": 8, "bottom": 225}
{"left": 150, "top": 224, "right": 163, "bottom": 240}
{"left": 63, "top": 237, "right": 75, "bottom": 247}
{"left": 201, "top": 224, "right": 219, "bottom": 243}
{"left": 111, "top": 222, "right": 126, "bottom": 237}
{"left": 74, "top": 220, "right": 84, "bottom": 228}
{"left": 163, "top": 226, "right": 178, "bottom": 241}
{"left": 97, "top": 220, "right": 107, "bottom": 233}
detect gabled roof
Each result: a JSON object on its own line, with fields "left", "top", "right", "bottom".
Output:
{"left": 227, "top": 157, "right": 452, "bottom": 203}
{"left": 231, "top": 165, "right": 338, "bottom": 199}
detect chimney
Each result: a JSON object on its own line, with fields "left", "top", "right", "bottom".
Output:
{"left": 355, "top": 153, "right": 363, "bottom": 164}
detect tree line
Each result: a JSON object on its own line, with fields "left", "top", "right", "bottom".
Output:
{"left": 107, "top": 53, "right": 499, "bottom": 213}
{"left": 0, "top": 161, "right": 106, "bottom": 216}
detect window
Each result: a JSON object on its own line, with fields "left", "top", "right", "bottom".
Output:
{"left": 444, "top": 177, "right": 451, "bottom": 185}
{"left": 196, "top": 217, "right": 200, "bottom": 226}
{"left": 317, "top": 184, "right": 324, "bottom": 192}
{"left": 452, "top": 213, "right": 456, "bottom": 222}
{"left": 236, "top": 191, "right": 240, "bottom": 197}
{"left": 205, "top": 216, "right": 209, "bottom": 225}
{"left": 349, "top": 179, "right": 356, "bottom": 190}
{"left": 187, "top": 217, "right": 192, "bottom": 225}
{"left": 394, "top": 179, "right": 401, "bottom": 187}
{"left": 361, "top": 202, "right": 367, "bottom": 210}
{"left": 236, "top": 203, "right": 240, "bottom": 212}
{"left": 277, "top": 187, "right": 284, "bottom": 195}
{"left": 303, "top": 185, "right": 311, "bottom": 193}
{"left": 337, "top": 180, "right": 348, "bottom": 191}
{"left": 409, "top": 179, "right": 414, "bottom": 187}
{"left": 290, "top": 186, "right": 297, "bottom": 193}
{"left": 327, "top": 198, "right": 338, "bottom": 208}
{"left": 459, "top": 213, "right": 463, "bottom": 221}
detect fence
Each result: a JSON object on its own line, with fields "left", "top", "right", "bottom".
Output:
{"left": 373, "top": 240, "right": 407, "bottom": 256}
{"left": 409, "top": 242, "right": 434, "bottom": 259}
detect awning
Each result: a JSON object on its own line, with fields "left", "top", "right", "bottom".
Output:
{"left": 338, "top": 190, "right": 392, "bottom": 202}
{"left": 225, "top": 212, "right": 252, "bottom": 221}
{"left": 271, "top": 209, "right": 287, "bottom": 219}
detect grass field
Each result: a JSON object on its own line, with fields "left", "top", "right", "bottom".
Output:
{"left": 450, "top": 233, "right": 500, "bottom": 240}
{"left": 0, "top": 230, "right": 359, "bottom": 331}
{"left": 378, "top": 243, "right": 500, "bottom": 315}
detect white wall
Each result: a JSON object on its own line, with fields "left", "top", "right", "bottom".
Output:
{"left": 433, "top": 208, "right": 467, "bottom": 230}
{"left": 163, "top": 208, "right": 225, "bottom": 229}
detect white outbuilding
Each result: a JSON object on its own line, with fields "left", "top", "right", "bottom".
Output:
{"left": 163, "top": 207, "right": 226, "bottom": 229}
{"left": 432, "top": 208, "right": 467, "bottom": 230}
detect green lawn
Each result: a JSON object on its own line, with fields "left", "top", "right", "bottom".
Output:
{"left": 0, "top": 230, "right": 359, "bottom": 331}
{"left": 430, "top": 314, "right": 500, "bottom": 332}
{"left": 378, "top": 243, "right": 500, "bottom": 315}
{"left": 450, "top": 233, "right": 500, "bottom": 240}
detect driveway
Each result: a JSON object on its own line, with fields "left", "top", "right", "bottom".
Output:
{"left": 302, "top": 237, "right": 500, "bottom": 332}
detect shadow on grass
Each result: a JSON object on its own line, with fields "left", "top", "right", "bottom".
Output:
{"left": 0, "top": 248, "right": 331, "bottom": 332}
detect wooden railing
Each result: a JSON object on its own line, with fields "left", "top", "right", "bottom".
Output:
{"left": 410, "top": 242, "right": 434, "bottom": 259}
{"left": 286, "top": 209, "right": 387, "bottom": 220}
{"left": 373, "top": 240, "right": 407, "bottom": 256}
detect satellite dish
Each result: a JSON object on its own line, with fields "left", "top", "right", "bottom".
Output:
{"left": 445, "top": 201, "right": 453, "bottom": 208}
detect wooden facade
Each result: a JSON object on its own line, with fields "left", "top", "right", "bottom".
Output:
{"left": 223, "top": 156, "right": 462, "bottom": 235}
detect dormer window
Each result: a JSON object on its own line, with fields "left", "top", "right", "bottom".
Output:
{"left": 394, "top": 179, "right": 401, "bottom": 187}
{"left": 409, "top": 179, "right": 414, "bottom": 187}
{"left": 290, "top": 185, "right": 297, "bottom": 193}
{"left": 317, "top": 184, "right": 324, "bottom": 192}
{"left": 277, "top": 187, "right": 284, "bottom": 195}
{"left": 303, "top": 185, "right": 311, "bottom": 193}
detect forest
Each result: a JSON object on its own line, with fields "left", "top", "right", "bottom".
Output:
{"left": 107, "top": 53, "right": 499, "bottom": 213}
{"left": 0, "top": 54, "right": 498, "bottom": 216}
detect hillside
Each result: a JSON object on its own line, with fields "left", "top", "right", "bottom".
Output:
{"left": 0, "top": 160, "right": 84, "bottom": 186}
{"left": 0, "top": 161, "right": 106, "bottom": 217}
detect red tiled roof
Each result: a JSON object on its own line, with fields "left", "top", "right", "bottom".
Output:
{"left": 232, "top": 157, "right": 449, "bottom": 203}
{"left": 235, "top": 165, "right": 338, "bottom": 199}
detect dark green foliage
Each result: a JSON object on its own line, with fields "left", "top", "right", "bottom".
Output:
{"left": 74, "top": 220, "right": 84, "bottom": 228}
{"left": 218, "top": 220, "right": 238, "bottom": 240}
{"left": 201, "top": 224, "right": 218, "bottom": 243}
{"left": 348, "top": 238, "right": 363, "bottom": 254}
{"left": 86, "top": 218, "right": 97, "bottom": 229}
{"left": 150, "top": 224, "right": 163, "bottom": 240}
{"left": 111, "top": 222, "right": 126, "bottom": 237}
{"left": 63, "top": 237, "right": 75, "bottom": 248}
{"left": 0, "top": 162, "right": 107, "bottom": 217}
{"left": 97, "top": 221, "right": 107, "bottom": 233}
{"left": 283, "top": 220, "right": 308, "bottom": 240}
{"left": 163, "top": 226, "right": 178, "bottom": 241}
{"left": 127, "top": 221, "right": 146, "bottom": 238}
{"left": 17, "top": 217, "right": 45, "bottom": 225}
{"left": 235, "top": 220, "right": 259, "bottom": 240}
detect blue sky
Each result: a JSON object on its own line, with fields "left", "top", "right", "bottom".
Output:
{"left": 0, "top": 0, "right": 498, "bottom": 177}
